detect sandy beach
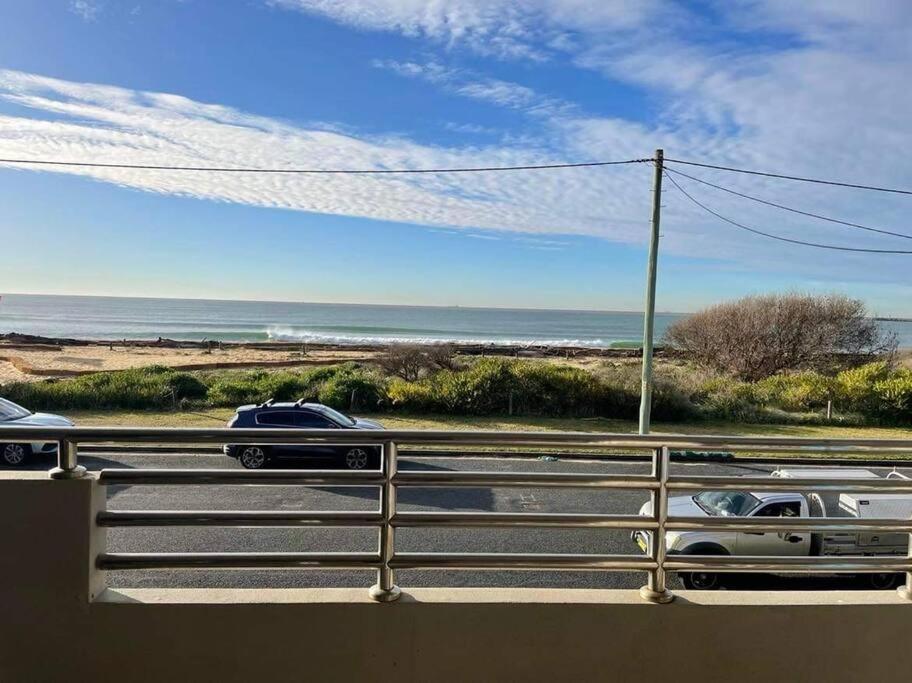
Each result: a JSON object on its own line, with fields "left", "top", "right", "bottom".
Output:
{"left": 0, "top": 342, "right": 381, "bottom": 384}
{"left": 0, "top": 334, "right": 648, "bottom": 385}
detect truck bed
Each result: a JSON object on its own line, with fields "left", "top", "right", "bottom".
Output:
{"left": 815, "top": 493, "right": 912, "bottom": 555}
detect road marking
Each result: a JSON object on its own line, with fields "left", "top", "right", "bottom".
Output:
{"left": 519, "top": 492, "right": 542, "bottom": 510}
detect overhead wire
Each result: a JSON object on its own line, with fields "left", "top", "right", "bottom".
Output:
{"left": 663, "top": 165, "right": 912, "bottom": 241}
{"left": 0, "top": 157, "right": 652, "bottom": 174}
{"left": 664, "top": 157, "right": 912, "bottom": 196}
{"left": 662, "top": 170, "right": 912, "bottom": 254}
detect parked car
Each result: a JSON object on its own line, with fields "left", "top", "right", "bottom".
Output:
{"left": 0, "top": 397, "right": 74, "bottom": 467}
{"left": 224, "top": 400, "right": 385, "bottom": 469}
{"left": 633, "top": 468, "right": 912, "bottom": 590}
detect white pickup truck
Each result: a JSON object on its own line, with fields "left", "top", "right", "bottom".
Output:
{"left": 634, "top": 468, "right": 912, "bottom": 590}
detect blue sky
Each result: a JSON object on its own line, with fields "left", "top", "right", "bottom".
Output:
{"left": 1, "top": 1, "right": 911, "bottom": 314}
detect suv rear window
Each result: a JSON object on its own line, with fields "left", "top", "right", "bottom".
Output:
{"left": 256, "top": 411, "right": 298, "bottom": 426}
{"left": 296, "top": 411, "right": 336, "bottom": 428}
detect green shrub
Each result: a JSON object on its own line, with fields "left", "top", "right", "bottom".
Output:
{"left": 754, "top": 371, "right": 833, "bottom": 411}
{"left": 318, "top": 369, "right": 386, "bottom": 411}
{"left": 834, "top": 362, "right": 891, "bottom": 413}
{"left": 4, "top": 357, "right": 910, "bottom": 425}
{"left": 871, "top": 371, "right": 912, "bottom": 421}
{"left": 3, "top": 365, "right": 207, "bottom": 410}
{"left": 204, "top": 363, "right": 376, "bottom": 408}
{"left": 595, "top": 364, "right": 696, "bottom": 421}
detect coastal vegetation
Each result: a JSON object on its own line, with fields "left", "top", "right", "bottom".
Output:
{"left": 3, "top": 356, "right": 911, "bottom": 426}
{"left": 664, "top": 293, "right": 896, "bottom": 380}
{"left": 2, "top": 294, "right": 909, "bottom": 427}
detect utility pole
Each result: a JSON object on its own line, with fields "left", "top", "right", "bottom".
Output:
{"left": 639, "top": 149, "right": 663, "bottom": 434}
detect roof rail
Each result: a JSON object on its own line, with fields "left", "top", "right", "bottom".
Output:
{"left": 260, "top": 398, "right": 275, "bottom": 408}
{"left": 295, "top": 398, "right": 307, "bottom": 407}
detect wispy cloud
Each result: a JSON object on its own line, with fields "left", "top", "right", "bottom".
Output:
{"left": 0, "top": 69, "right": 649, "bottom": 245}
{"left": 69, "top": 1, "right": 102, "bottom": 22}
{"left": 443, "top": 122, "right": 499, "bottom": 136}
{"left": 274, "top": 0, "right": 662, "bottom": 59}
{"left": 373, "top": 59, "right": 572, "bottom": 117}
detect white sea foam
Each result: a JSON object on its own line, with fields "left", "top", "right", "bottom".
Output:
{"left": 265, "top": 326, "right": 611, "bottom": 348}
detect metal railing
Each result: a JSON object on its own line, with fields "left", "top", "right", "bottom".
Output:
{"left": 4, "top": 425, "right": 912, "bottom": 603}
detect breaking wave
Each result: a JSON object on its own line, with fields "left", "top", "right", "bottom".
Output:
{"left": 265, "top": 326, "right": 612, "bottom": 348}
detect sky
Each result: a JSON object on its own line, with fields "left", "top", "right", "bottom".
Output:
{"left": 0, "top": 1, "right": 911, "bottom": 314}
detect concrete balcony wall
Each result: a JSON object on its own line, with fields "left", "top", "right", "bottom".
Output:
{"left": 2, "top": 472, "right": 912, "bottom": 682}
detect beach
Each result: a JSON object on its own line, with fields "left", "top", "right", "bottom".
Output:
{"left": 2, "top": 293, "right": 910, "bottom": 384}
{"left": 0, "top": 333, "right": 657, "bottom": 384}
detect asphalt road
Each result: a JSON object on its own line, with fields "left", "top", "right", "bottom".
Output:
{"left": 19, "top": 449, "right": 912, "bottom": 592}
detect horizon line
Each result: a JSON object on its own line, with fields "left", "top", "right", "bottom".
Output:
{"left": 0, "top": 291, "right": 682, "bottom": 316}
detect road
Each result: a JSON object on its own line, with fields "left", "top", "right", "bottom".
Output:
{"left": 21, "top": 449, "right": 912, "bottom": 592}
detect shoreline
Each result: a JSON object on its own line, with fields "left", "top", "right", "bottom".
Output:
{"left": 0, "top": 332, "right": 657, "bottom": 384}
{"left": 0, "top": 332, "right": 654, "bottom": 357}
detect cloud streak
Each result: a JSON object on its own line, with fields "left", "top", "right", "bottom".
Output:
{"left": 0, "top": 69, "right": 651, "bottom": 244}
{"left": 3, "top": 0, "right": 912, "bottom": 289}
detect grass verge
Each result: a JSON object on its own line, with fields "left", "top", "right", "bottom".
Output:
{"left": 61, "top": 410, "right": 912, "bottom": 461}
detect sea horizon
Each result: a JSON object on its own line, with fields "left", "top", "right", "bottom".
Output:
{"left": 3, "top": 292, "right": 912, "bottom": 349}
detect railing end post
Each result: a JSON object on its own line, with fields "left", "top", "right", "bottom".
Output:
{"left": 639, "top": 585, "right": 674, "bottom": 604}
{"left": 50, "top": 439, "right": 85, "bottom": 479}
{"left": 49, "top": 464, "right": 87, "bottom": 480}
{"left": 369, "top": 583, "right": 402, "bottom": 603}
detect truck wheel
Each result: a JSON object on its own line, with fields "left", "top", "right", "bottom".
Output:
{"left": 681, "top": 571, "right": 722, "bottom": 590}
{"left": 868, "top": 573, "right": 901, "bottom": 590}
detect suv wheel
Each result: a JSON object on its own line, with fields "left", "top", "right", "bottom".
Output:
{"left": 239, "top": 446, "right": 268, "bottom": 469}
{"left": 681, "top": 571, "right": 722, "bottom": 590}
{"left": 344, "top": 448, "right": 370, "bottom": 470}
{"left": 1, "top": 443, "right": 30, "bottom": 467}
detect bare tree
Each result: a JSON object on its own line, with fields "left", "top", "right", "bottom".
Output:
{"left": 664, "top": 293, "right": 897, "bottom": 380}
{"left": 377, "top": 345, "right": 426, "bottom": 381}
{"left": 424, "top": 343, "right": 459, "bottom": 371}
{"left": 376, "top": 344, "right": 459, "bottom": 381}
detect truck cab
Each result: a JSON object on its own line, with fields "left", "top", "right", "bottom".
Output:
{"left": 636, "top": 491, "right": 811, "bottom": 560}
{"left": 635, "top": 467, "right": 912, "bottom": 590}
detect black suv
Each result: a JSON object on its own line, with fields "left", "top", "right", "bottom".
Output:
{"left": 223, "top": 400, "right": 384, "bottom": 469}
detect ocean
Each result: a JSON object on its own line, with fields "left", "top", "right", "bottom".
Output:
{"left": 2, "top": 293, "right": 912, "bottom": 349}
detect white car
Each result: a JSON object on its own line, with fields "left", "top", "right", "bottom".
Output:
{"left": 0, "top": 397, "right": 74, "bottom": 467}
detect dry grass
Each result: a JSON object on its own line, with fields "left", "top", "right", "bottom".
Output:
{"left": 65, "top": 409, "right": 911, "bottom": 439}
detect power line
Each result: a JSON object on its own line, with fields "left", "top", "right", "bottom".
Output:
{"left": 663, "top": 170, "right": 912, "bottom": 254}
{"left": 0, "top": 156, "right": 651, "bottom": 174}
{"left": 663, "top": 165, "right": 912, "bottom": 241}
{"left": 664, "top": 157, "right": 912, "bottom": 196}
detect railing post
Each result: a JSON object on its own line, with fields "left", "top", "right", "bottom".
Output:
{"left": 49, "top": 439, "right": 86, "bottom": 480}
{"left": 898, "top": 523, "right": 912, "bottom": 601}
{"left": 370, "top": 439, "right": 401, "bottom": 602}
{"left": 640, "top": 446, "right": 674, "bottom": 603}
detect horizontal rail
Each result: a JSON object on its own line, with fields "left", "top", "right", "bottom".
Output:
{"left": 394, "top": 471, "right": 659, "bottom": 489}
{"left": 21, "top": 423, "right": 911, "bottom": 601}
{"left": 664, "top": 555, "right": 912, "bottom": 573}
{"left": 390, "top": 552, "right": 657, "bottom": 571}
{"left": 97, "top": 552, "right": 381, "bottom": 570}
{"left": 665, "top": 516, "right": 912, "bottom": 533}
{"left": 72, "top": 444, "right": 912, "bottom": 467}
{"left": 97, "top": 510, "right": 383, "bottom": 527}
{"left": 393, "top": 511, "right": 658, "bottom": 529}
{"left": 98, "top": 469, "right": 383, "bottom": 486}
{"left": 5, "top": 424, "right": 912, "bottom": 451}
{"left": 667, "top": 475, "right": 912, "bottom": 493}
